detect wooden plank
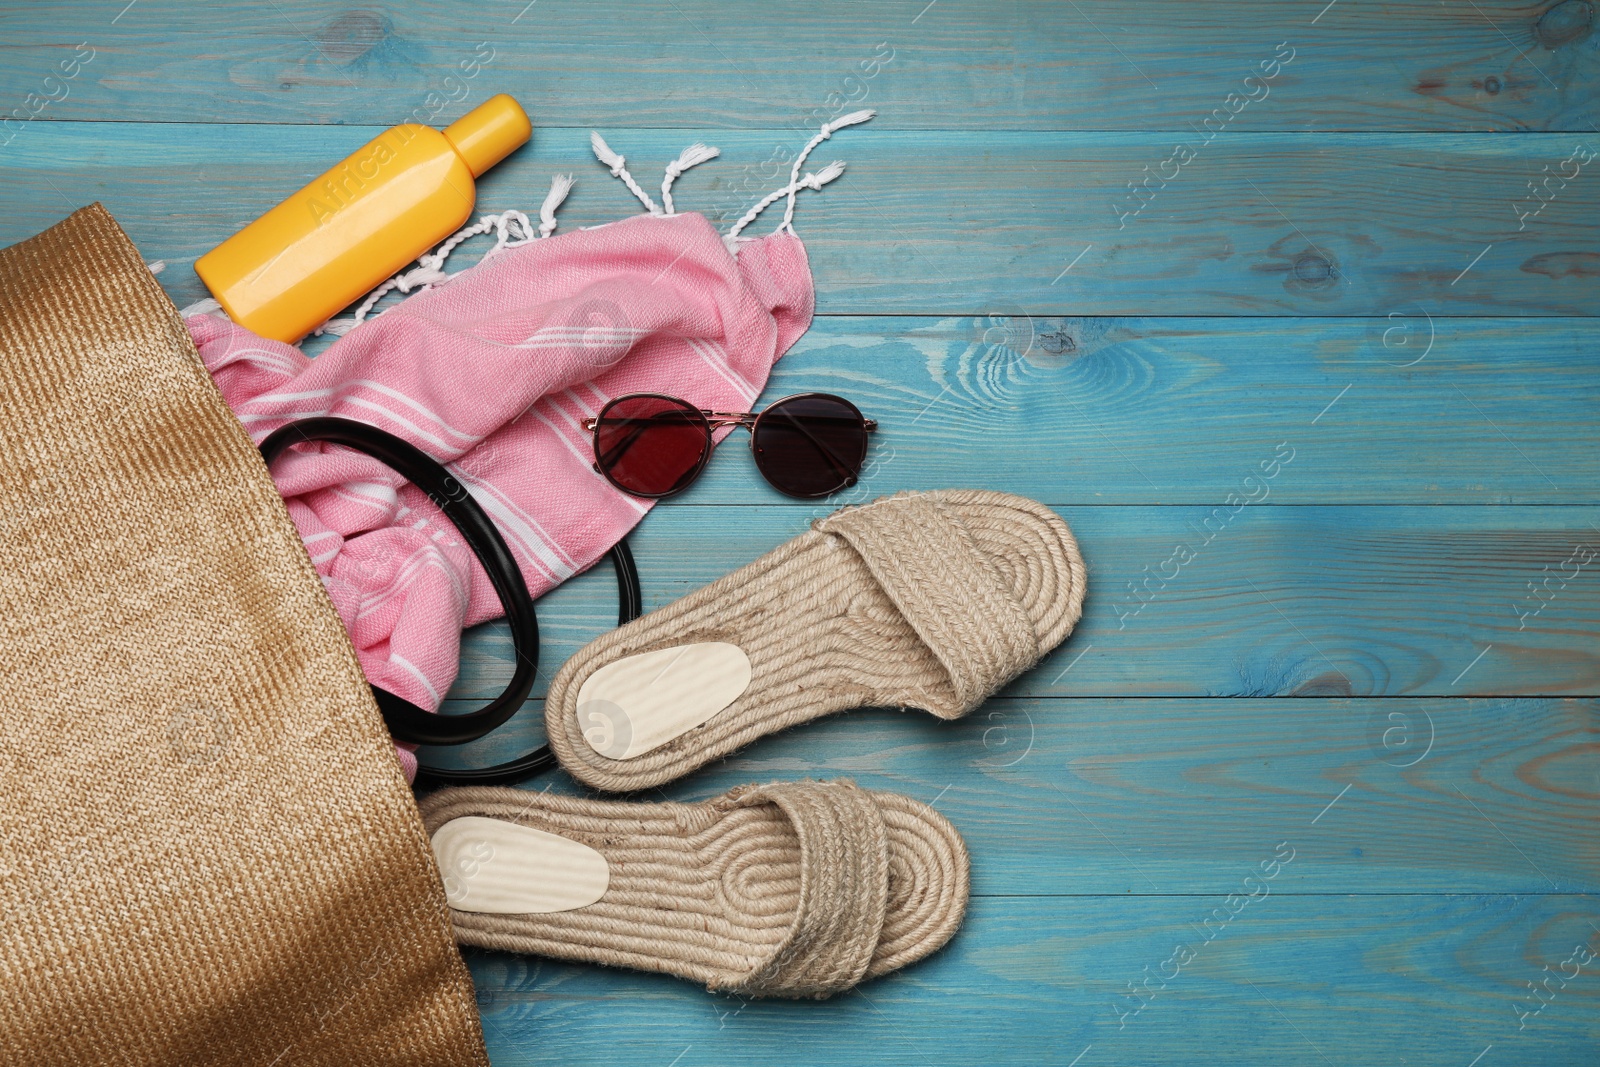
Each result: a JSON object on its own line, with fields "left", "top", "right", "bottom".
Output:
{"left": 430, "top": 504, "right": 1600, "bottom": 701}
{"left": 423, "top": 696, "right": 1600, "bottom": 896}
{"left": 2, "top": 2, "right": 1597, "bottom": 131}
{"left": 728, "top": 316, "right": 1597, "bottom": 505}
{"left": 4, "top": 124, "right": 1599, "bottom": 316}
{"left": 463, "top": 894, "right": 1600, "bottom": 1066}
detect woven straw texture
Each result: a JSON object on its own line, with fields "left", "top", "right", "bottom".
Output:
{"left": 547, "top": 489, "right": 1087, "bottom": 791}
{"left": 420, "top": 779, "right": 970, "bottom": 999}
{"left": 0, "top": 205, "right": 487, "bottom": 1066}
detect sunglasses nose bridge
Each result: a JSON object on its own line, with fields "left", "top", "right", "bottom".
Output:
{"left": 705, "top": 413, "right": 758, "bottom": 434}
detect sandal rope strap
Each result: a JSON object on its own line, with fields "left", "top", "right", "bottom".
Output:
{"left": 814, "top": 491, "right": 1042, "bottom": 710}
{"left": 723, "top": 780, "right": 889, "bottom": 998}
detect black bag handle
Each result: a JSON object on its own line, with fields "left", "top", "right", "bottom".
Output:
{"left": 259, "top": 417, "right": 642, "bottom": 787}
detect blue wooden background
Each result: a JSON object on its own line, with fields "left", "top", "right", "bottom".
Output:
{"left": 3, "top": 1, "right": 1597, "bottom": 1063}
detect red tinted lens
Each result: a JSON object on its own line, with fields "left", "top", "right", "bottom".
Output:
{"left": 751, "top": 394, "right": 869, "bottom": 498}
{"left": 594, "top": 395, "right": 710, "bottom": 497}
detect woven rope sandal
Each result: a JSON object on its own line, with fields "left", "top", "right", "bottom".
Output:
{"left": 419, "top": 779, "right": 969, "bottom": 998}
{"left": 545, "top": 489, "right": 1086, "bottom": 792}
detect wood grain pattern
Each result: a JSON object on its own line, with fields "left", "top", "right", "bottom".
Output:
{"left": 3, "top": 124, "right": 1599, "bottom": 316}
{"left": 434, "top": 505, "right": 1600, "bottom": 700}
{"left": 709, "top": 316, "right": 1598, "bottom": 504}
{"left": 424, "top": 696, "right": 1600, "bottom": 896}
{"left": 464, "top": 895, "right": 1600, "bottom": 1066}
{"left": 1, "top": 1, "right": 1595, "bottom": 131}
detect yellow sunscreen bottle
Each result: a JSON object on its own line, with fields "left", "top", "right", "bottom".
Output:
{"left": 196, "top": 93, "right": 531, "bottom": 343}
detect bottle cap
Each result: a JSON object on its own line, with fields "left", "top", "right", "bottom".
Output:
{"left": 443, "top": 94, "right": 532, "bottom": 178}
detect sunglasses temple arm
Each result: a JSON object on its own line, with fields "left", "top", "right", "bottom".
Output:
{"left": 595, "top": 421, "right": 653, "bottom": 470}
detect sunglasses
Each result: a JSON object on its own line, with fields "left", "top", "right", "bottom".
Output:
{"left": 584, "top": 392, "right": 877, "bottom": 499}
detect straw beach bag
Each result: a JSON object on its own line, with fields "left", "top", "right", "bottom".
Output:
{"left": 0, "top": 205, "right": 487, "bottom": 1066}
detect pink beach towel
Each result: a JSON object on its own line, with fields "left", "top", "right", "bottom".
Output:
{"left": 185, "top": 116, "right": 871, "bottom": 778}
